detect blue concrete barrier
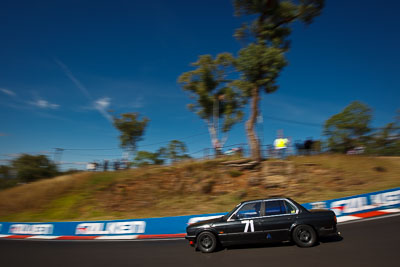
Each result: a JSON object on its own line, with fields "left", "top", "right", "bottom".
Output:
{"left": 0, "top": 187, "right": 399, "bottom": 238}
{"left": 302, "top": 187, "right": 400, "bottom": 216}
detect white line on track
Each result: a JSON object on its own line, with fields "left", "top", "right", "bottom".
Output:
{"left": 7, "top": 237, "right": 187, "bottom": 243}
{"left": 338, "top": 212, "right": 400, "bottom": 225}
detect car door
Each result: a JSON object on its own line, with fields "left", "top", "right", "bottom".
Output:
{"left": 217, "top": 201, "right": 264, "bottom": 244}
{"left": 258, "top": 200, "right": 298, "bottom": 242}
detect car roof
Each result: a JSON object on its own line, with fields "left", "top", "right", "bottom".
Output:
{"left": 239, "top": 197, "right": 294, "bottom": 205}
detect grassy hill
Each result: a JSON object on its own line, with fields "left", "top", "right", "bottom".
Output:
{"left": 0, "top": 154, "right": 399, "bottom": 222}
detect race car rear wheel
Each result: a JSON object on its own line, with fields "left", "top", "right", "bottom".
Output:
{"left": 292, "top": 225, "right": 317, "bottom": 248}
{"left": 196, "top": 231, "right": 217, "bottom": 253}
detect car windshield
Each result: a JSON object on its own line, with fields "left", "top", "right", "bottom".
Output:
{"left": 222, "top": 202, "right": 242, "bottom": 220}
{"left": 236, "top": 202, "right": 261, "bottom": 219}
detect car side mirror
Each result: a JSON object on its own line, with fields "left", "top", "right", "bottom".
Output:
{"left": 230, "top": 214, "right": 238, "bottom": 220}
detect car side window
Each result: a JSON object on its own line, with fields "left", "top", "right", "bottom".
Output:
{"left": 236, "top": 202, "right": 261, "bottom": 219}
{"left": 265, "top": 200, "right": 287, "bottom": 216}
{"left": 284, "top": 200, "right": 297, "bottom": 214}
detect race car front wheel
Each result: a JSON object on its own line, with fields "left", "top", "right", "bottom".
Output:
{"left": 292, "top": 225, "right": 317, "bottom": 248}
{"left": 196, "top": 231, "right": 217, "bottom": 253}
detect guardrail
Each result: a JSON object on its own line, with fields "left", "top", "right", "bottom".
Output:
{"left": 0, "top": 187, "right": 399, "bottom": 239}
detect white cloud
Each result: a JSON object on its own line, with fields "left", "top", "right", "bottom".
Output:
{"left": 95, "top": 97, "right": 111, "bottom": 109}
{"left": 55, "top": 59, "right": 91, "bottom": 99}
{"left": 31, "top": 99, "right": 60, "bottom": 109}
{"left": 55, "top": 59, "right": 113, "bottom": 123}
{"left": 94, "top": 97, "right": 113, "bottom": 122}
{"left": 0, "top": 88, "right": 16, "bottom": 97}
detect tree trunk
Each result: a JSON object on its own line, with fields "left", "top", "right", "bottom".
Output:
{"left": 246, "top": 87, "right": 261, "bottom": 161}
{"left": 207, "top": 121, "right": 222, "bottom": 158}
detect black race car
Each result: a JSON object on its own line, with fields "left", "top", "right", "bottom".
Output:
{"left": 186, "top": 197, "right": 339, "bottom": 253}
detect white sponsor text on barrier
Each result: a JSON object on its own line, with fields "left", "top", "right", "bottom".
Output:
{"left": 9, "top": 224, "right": 53, "bottom": 235}
{"left": 75, "top": 221, "right": 146, "bottom": 235}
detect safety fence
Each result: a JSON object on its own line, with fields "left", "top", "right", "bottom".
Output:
{"left": 195, "top": 142, "right": 322, "bottom": 160}
{"left": 0, "top": 187, "right": 399, "bottom": 239}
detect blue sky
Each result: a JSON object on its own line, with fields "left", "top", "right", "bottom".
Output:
{"left": 1, "top": 0, "right": 399, "bottom": 169}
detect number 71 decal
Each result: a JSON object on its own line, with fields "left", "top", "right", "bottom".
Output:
{"left": 241, "top": 220, "right": 254, "bottom": 232}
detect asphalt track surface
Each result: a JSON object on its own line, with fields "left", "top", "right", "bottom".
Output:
{"left": 1, "top": 214, "right": 399, "bottom": 267}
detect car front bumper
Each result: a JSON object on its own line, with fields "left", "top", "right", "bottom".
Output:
{"left": 185, "top": 235, "right": 196, "bottom": 241}
{"left": 185, "top": 235, "right": 196, "bottom": 246}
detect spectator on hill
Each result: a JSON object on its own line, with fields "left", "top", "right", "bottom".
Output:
{"left": 93, "top": 162, "right": 99, "bottom": 171}
{"left": 113, "top": 160, "right": 120, "bottom": 171}
{"left": 274, "top": 132, "right": 290, "bottom": 160}
{"left": 103, "top": 160, "right": 109, "bottom": 171}
{"left": 304, "top": 138, "right": 314, "bottom": 155}
{"left": 294, "top": 140, "right": 304, "bottom": 155}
